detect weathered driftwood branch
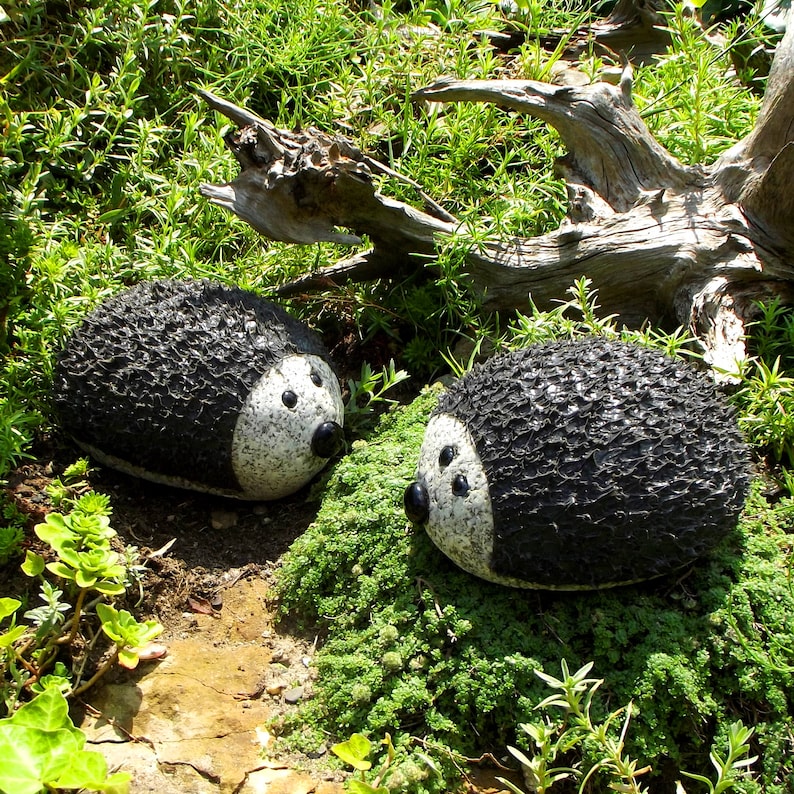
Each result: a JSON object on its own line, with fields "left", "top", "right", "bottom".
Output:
{"left": 484, "top": 0, "right": 671, "bottom": 65}
{"left": 199, "top": 21, "right": 794, "bottom": 373}
{"left": 589, "top": 0, "right": 670, "bottom": 56}
{"left": 198, "top": 89, "right": 454, "bottom": 251}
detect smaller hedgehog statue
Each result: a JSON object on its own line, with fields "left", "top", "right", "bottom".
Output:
{"left": 404, "top": 338, "right": 751, "bottom": 590}
{"left": 54, "top": 279, "right": 344, "bottom": 500}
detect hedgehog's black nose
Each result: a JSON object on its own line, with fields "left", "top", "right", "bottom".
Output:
{"left": 404, "top": 482, "right": 429, "bottom": 524}
{"left": 311, "top": 421, "right": 344, "bottom": 458}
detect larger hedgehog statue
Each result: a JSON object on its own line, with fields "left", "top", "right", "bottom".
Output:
{"left": 54, "top": 279, "right": 344, "bottom": 500}
{"left": 404, "top": 338, "right": 751, "bottom": 589}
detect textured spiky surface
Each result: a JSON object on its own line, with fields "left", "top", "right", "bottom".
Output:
{"left": 434, "top": 338, "right": 751, "bottom": 588}
{"left": 54, "top": 279, "right": 332, "bottom": 496}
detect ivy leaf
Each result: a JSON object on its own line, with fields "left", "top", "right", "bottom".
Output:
{"left": 0, "top": 624, "right": 27, "bottom": 648}
{"left": 51, "top": 748, "right": 128, "bottom": 790}
{"left": 0, "top": 724, "right": 59, "bottom": 794}
{"left": 21, "top": 551, "right": 45, "bottom": 577}
{"left": 101, "top": 770, "right": 133, "bottom": 794}
{"left": 0, "top": 688, "right": 128, "bottom": 793}
{"left": 0, "top": 596, "right": 21, "bottom": 620}
{"left": 11, "top": 686, "right": 83, "bottom": 736}
{"left": 331, "top": 733, "right": 373, "bottom": 771}
{"left": 0, "top": 690, "right": 84, "bottom": 792}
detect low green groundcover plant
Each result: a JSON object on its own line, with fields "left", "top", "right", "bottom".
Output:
{"left": 329, "top": 663, "right": 758, "bottom": 794}
{"left": 274, "top": 387, "right": 794, "bottom": 793}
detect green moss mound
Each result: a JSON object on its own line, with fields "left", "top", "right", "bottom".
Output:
{"left": 275, "top": 389, "right": 794, "bottom": 793}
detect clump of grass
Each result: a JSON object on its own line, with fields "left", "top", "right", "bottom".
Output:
{"left": 726, "top": 298, "right": 794, "bottom": 483}
{"left": 632, "top": 4, "right": 763, "bottom": 165}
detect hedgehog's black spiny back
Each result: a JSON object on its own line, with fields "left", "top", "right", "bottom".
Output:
{"left": 436, "top": 338, "right": 750, "bottom": 588}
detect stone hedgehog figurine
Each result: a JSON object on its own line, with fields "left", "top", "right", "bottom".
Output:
{"left": 404, "top": 338, "right": 751, "bottom": 589}
{"left": 54, "top": 279, "right": 344, "bottom": 500}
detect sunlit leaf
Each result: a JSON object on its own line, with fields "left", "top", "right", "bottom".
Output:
{"left": 331, "top": 733, "right": 373, "bottom": 771}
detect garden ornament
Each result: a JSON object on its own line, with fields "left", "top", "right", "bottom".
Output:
{"left": 404, "top": 338, "right": 750, "bottom": 589}
{"left": 54, "top": 279, "right": 344, "bottom": 500}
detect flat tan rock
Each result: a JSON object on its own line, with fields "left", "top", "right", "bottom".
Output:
{"left": 239, "top": 767, "right": 342, "bottom": 793}
{"left": 79, "top": 578, "right": 336, "bottom": 793}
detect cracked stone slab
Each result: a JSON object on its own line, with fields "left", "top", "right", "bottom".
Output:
{"left": 90, "top": 740, "right": 220, "bottom": 793}
{"left": 77, "top": 578, "right": 333, "bottom": 793}
{"left": 81, "top": 637, "right": 273, "bottom": 792}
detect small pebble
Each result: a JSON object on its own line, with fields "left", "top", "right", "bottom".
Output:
{"left": 283, "top": 686, "right": 304, "bottom": 704}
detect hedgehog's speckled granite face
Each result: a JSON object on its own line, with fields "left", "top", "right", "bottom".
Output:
{"left": 405, "top": 338, "right": 751, "bottom": 590}
{"left": 54, "top": 280, "right": 344, "bottom": 500}
{"left": 409, "top": 414, "right": 506, "bottom": 583}
{"left": 232, "top": 354, "right": 344, "bottom": 499}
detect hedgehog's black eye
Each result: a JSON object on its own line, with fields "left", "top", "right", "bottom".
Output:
{"left": 439, "top": 446, "right": 456, "bottom": 467}
{"left": 310, "top": 370, "right": 323, "bottom": 387}
{"left": 452, "top": 474, "right": 469, "bottom": 497}
{"left": 282, "top": 390, "right": 298, "bottom": 409}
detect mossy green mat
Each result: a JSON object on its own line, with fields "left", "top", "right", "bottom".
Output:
{"left": 276, "top": 389, "right": 794, "bottom": 793}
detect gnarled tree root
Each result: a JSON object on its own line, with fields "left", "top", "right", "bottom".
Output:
{"left": 199, "top": 21, "right": 794, "bottom": 374}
